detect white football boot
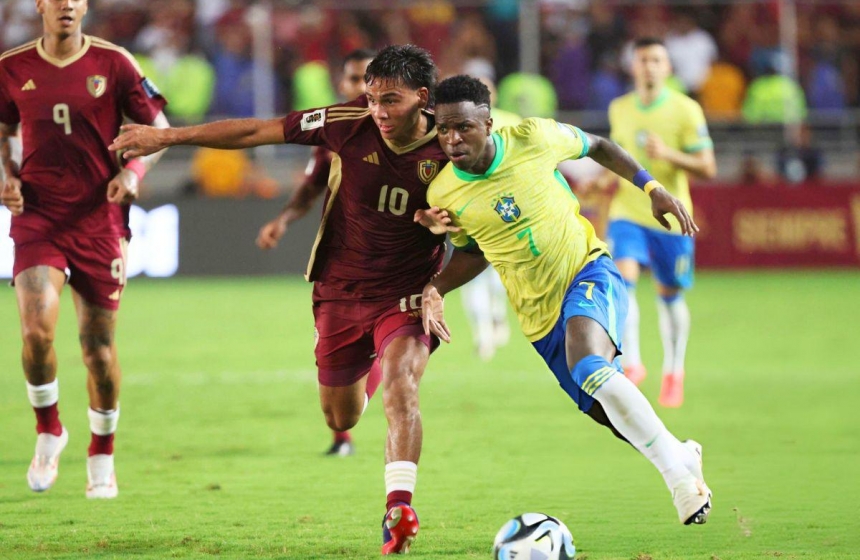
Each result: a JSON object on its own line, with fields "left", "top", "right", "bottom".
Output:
{"left": 86, "top": 454, "right": 118, "bottom": 499}
{"left": 672, "top": 439, "right": 712, "bottom": 525}
{"left": 27, "top": 427, "right": 69, "bottom": 492}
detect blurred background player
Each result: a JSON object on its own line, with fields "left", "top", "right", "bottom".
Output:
{"left": 257, "top": 48, "right": 376, "bottom": 457}
{"left": 458, "top": 76, "right": 519, "bottom": 361}
{"left": 0, "top": 0, "right": 168, "bottom": 498}
{"left": 421, "top": 75, "right": 711, "bottom": 527}
{"left": 603, "top": 38, "right": 716, "bottom": 407}
{"left": 110, "top": 45, "right": 448, "bottom": 554}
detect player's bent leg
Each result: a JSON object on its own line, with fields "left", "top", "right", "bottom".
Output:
{"left": 380, "top": 335, "right": 428, "bottom": 554}
{"left": 565, "top": 319, "right": 709, "bottom": 525}
{"left": 319, "top": 377, "right": 368, "bottom": 433}
{"left": 73, "top": 291, "right": 121, "bottom": 499}
{"left": 655, "top": 283, "right": 689, "bottom": 408}
{"left": 15, "top": 266, "right": 69, "bottom": 492}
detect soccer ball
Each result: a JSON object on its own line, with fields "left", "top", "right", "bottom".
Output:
{"left": 493, "top": 512, "right": 576, "bottom": 560}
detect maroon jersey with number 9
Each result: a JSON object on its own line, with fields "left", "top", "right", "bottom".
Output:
{"left": 0, "top": 36, "right": 167, "bottom": 243}
{"left": 282, "top": 96, "right": 448, "bottom": 300}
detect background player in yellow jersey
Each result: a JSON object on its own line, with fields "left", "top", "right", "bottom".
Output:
{"left": 604, "top": 38, "right": 716, "bottom": 407}
{"left": 418, "top": 75, "right": 712, "bottom": 526}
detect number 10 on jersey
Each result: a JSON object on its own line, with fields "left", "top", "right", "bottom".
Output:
{"left": 378, "top": 185, "right": 409, "bottom": 216}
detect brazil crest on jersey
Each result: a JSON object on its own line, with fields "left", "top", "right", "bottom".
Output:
{"left": 608, "top": 88, "right": 712, "bottom": 232}
{"left": 427, "top": 118, "right": 609, "bottom": 341}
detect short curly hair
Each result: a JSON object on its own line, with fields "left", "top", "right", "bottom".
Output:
{"left": 435, "top": 75, "right": 491, "bottom": 108}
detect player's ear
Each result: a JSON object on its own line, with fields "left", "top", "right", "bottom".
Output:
{"left": 486, "top": 117, "right": 494, "bottom": 136}
{"left": 416, "top": 87, "right": 429, "bottom": 109}
{"left": 35, "top": 0, "right": 45, "bottom": 15}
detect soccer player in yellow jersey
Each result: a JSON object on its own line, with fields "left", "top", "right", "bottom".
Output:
{"left": 418, "top": 75, "right": 712, "bottom": 526}
{"left": 459, "top": 76, "right": 521, "bottom": 361}
{"left": 605, "top": 38, "right": 717, "bottom": 406}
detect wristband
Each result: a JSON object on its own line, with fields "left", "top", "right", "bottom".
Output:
{"left": 644, "top": 181, "right": 660, "bottom": 194}
{"left": 631, "top": 169, "right": 654, "bottom": 190}
{"left": 124, "top": 159, "right": 146, "bottom": 182}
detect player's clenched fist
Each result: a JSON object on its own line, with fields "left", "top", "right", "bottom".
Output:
{"left": 106, "top": 169, "right": 140, "bottom": 205}
{"left": 256, "top": 216, "right": 288, "bottom": 250}
{"left": 1, "top": 176, "right": 24, "bottom": 215}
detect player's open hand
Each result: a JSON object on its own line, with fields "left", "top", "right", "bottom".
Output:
{"left": 256, "top": 216, "right": 288, "bottom": 250}
{"left": 107, "top": 169, "right": 140, "bottom": 205}
{"left": 414, "top": 206, "right": 461, "bottom": 235}
{"left": 421, "top": 282, "right": 451, "bottom": 343}
{"left": 649, "top": 185, "right": 699, "bottom": 236}
{"left": 1, "top": 175, "right": 24, "bottom": 216}
{"left": 110, "top": 124, "right": 166, "bottom": 159}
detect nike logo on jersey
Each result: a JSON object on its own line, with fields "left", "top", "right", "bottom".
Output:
{"left": 577, "top": 300, "right": 596, "bottom": 309}
{"left": 362, "top": 152, "right": 380, "bottom": 165}
{"left": 455, "top": 197, "right": 477, "bottom": 217}
{"left": 21, "top": 79, "right": 36, "bottom": 91}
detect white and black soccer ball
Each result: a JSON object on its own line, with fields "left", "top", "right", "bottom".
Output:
{"left": 493, "top": 512, "right": 576, "bottom": 560}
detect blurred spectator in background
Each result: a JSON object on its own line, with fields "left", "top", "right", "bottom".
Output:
{"left": 547, "top": 11, "right": 590, "bottom": 110}
{"left": 440, "top": 12, "right": 496, "bottom": 79}
{"left": 587, "top": 53, "right": 625, "bottom": 111}
{"left": 1, "top": 0, "right": 40, "bottom": 50}
{"left": 698, "top": 57, "right": 746, "bottom": 120}
{"left": 484, "top": 0, "right": 519, "bottom": 77}
{"left": 776, "top": 124, "right": 824, "bottom": 185}
{"left": 743, "top": 52, "right": 807, "bottom": 124}
{"left": 496, "top": 72, "right": 557, "bottom": 118}
{"left": 292, "top": 61, "right": 337, "bottom": 111}
{"left": 210, "top": 9, "right": 257, "bottom": 116}
{"left": 189, "top": 148, "right": 279, "bottom": 199}
{"left": 805, "top": 14, "right": 851, "bottom": 114}
{"left": 665, "top": 8, "right": 718, "bottom": 95}
{"left": 135, "top": 2, "right": 214, "bottom": 122}
{"left": 739, "top": 151, "right": 776, "bottom": 186}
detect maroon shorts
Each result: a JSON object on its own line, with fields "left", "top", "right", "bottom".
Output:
{"left": 312, "top": 283, "right": 438, "bottom": 387}
{"left": 13, "top": 235, "right": 129, "bottom": 311}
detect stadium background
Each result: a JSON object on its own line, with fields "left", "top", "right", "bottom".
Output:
{"left": 1, "top": 1, "right": 859, "bottom": 559}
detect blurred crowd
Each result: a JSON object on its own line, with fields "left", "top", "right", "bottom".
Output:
{"left": 4, "top": 0, "right": 860, "bottom": 125}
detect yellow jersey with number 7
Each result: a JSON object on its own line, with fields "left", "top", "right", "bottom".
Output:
{"left": 427, "top": 118, "right": 608, "bottom": 341}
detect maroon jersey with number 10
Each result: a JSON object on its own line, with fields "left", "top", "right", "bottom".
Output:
{"left": 282, "top": 96, "right": 448, "bottom": 300}
{"left": 0, "top": 36, "right": 167, "bottom": 243}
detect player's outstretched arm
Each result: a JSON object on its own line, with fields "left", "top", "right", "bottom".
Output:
{"left": 0, "top": 122, "right": 23, "bottom": 216}
{"left": 107, "top": 112, "right": 171, "bottom": 205}
{"left": 109, "top": 117, "right": 285, "bottom": 159}
{"left": 421, "top": 248, "right": 490, "bottom": 342}
{"left": 581, "top": 131, "right": 699, "bottom": 236}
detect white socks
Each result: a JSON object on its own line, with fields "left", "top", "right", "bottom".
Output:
{"left": 657, "top": 295, "right": 690, "bottom": 375}
{"left": 622, "top": 287, "right": 642, "bottom": 367}
{"left": 27, "top": 379, "right": 59, "bottom": 408}
{"left": 89, "top": 406, "right": 120, "bottom": 436}
{"left": 385, "top": 461, "right": 418, "bottom": 496}
{"left": 591, "top": 374, "right": 693, "bottom": 490}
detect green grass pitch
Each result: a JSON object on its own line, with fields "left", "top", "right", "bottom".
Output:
{"left": 1, "top": 271, "right": 859, "bottom": 559}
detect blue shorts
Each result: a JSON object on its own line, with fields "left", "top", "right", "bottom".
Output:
{"left": 531, "top": 257, "right": 628, "bottom": 413}
{"left": 607, "top": 219, "right": 694, "bottom": 289}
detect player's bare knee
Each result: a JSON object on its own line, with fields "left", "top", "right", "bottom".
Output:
{"left": 325, "top": 411, "right": 360, "bottom": 432}
{"left": 21, "top": 325, "right": 54, "bottom": 358}
{"left": 80, "top": 340, "right": 115, "bottom": 375}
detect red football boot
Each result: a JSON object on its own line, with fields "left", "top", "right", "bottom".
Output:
{"left": 381, "top": 503, "right": 419, "bottom": 555}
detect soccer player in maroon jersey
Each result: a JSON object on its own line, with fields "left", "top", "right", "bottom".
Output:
{"left": 257, "top": 48, "right": 376, "bottom": 458}
{"left": 111, "top": 44, "right": 447, "bottom": 554}
{"left": 0, "top": 0, "right": 168, "bottom": 499}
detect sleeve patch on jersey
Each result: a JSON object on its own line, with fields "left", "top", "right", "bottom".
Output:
{"left": 141, "top": 77, "right": 161, "bottom": 99}
{"left": 301, "top": 108, "right": 326, "bottom": 131}
{"left": 697, "top": 124, "right": 710, "bottom": 138}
